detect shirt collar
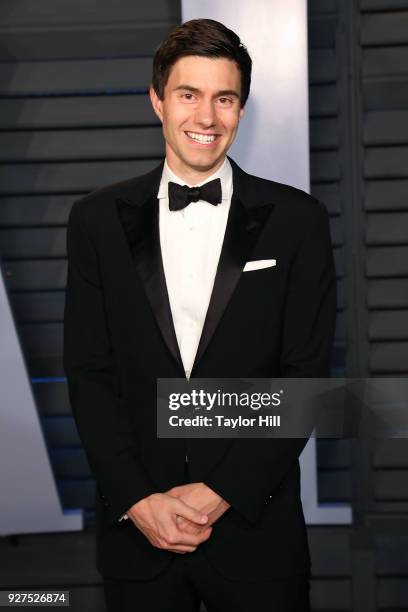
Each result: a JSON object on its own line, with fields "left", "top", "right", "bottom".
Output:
{"left": 157, "top": 156, "right": 233, "bottom": 201}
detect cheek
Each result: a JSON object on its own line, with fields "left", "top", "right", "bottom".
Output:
{"left": 219, "top": 111, "right": 240, "bottom": 132}
{"left": 169, "top": 111, "right": 190, "bottom": 134}
{"left": 224, "top": 120, "right": 240, "bottom": 138}
{"left": 163, "top": 105, "right": 182, "bottom": 129}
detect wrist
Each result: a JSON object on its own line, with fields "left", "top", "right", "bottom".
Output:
{"left": 129, "top": 493, "right": 152, "bottom": 516}
{"left": 201, "top": 482, "right": 222, "bottom": 503}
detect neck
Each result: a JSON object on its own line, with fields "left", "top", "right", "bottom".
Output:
{"left": 165, "top": 152, "right": 226, "bottom": 185}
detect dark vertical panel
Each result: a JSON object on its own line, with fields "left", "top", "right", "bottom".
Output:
{"left": 0, "top": 2, "right": 181, "bottom": 513}
{"left": 360, "top": 0, "right": 408, "bottom": 607}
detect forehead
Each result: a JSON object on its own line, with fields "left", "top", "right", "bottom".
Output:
{"left": 166, "top": 55, "right": 241, "bottom": 92}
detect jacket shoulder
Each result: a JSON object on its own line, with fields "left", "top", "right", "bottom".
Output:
{"left": 68, "top": 161, "right": 164, "bottom": 223}
{"left": 242, "top": 168, "right": 328, "bottom": 223}
{"left": 229, "top": 157, "right": 325, "bottom": 217}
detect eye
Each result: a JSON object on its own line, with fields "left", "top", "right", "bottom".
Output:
{"left": 218, "top": 97, "right": 233, "bottom": 106}
{"left": 181, "top": 92, "right": 196, "bottom": 102}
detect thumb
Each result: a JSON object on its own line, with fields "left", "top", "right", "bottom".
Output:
{"left": 174, "top": 499, "right": 208, "bottom": 525}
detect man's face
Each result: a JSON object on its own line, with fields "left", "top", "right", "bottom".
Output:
{"left": 150, "top": 55, "right": 244, "bottom": 180}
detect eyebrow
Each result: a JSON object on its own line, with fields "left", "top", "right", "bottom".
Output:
{"left": 173, "top": 85, "right": 240, "bottom": 98}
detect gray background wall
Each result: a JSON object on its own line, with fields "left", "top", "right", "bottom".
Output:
{"left": 0, "top": 0, "right": 407, "bottom": 610}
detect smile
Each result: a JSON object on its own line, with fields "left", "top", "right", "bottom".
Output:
{"left": 185, "top": 131, "right": 219, "bottom": 144}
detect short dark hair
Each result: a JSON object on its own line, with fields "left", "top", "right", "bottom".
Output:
{"left": 152, "top": 18, "right": 252, "bottom": 108}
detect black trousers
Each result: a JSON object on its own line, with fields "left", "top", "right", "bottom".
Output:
{"left": 103, "top": 547, "right": 310, "bottom": 612}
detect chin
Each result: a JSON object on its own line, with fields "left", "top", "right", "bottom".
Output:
{"left": 192, "top": 161, "right": 220, "bottom": 173}
{"left": 187, "top": 153, "right": 223, "bottom": 169}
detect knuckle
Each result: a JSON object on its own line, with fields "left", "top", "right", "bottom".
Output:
{"left": 199, "top": 532, "right": 210, "bottom": 542}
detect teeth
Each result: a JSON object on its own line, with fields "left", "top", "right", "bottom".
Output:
{"left": 186, "top": 132, "right": 216, "bottom": 143}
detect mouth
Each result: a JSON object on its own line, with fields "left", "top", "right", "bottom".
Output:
{"left": 185, "top": 131, "right": 221, "bottom": 147}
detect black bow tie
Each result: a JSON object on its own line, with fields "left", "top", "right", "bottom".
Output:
{"left": 168, "top": 178, "right": 222, "bottom": 211}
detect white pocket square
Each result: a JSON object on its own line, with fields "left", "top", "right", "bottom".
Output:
{"left": 243, "top": 259, "right": 277, "bottom": 272}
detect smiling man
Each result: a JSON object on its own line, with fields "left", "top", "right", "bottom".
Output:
{"left": 63, "top": 18, "right": 336, "bottom": 612}
{"left": 151, "top": 53, "right": 244, "bottom": 182}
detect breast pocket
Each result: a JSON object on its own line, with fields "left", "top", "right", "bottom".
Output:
{"left": 243, "top": 258, "right": 277, "bottom": 272}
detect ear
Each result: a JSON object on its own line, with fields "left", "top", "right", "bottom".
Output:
{"left": 149, "top": 85, "right": 164, "bottom": 123}
{"left": 239, "top": 105, "right": 245, "bottom": 120}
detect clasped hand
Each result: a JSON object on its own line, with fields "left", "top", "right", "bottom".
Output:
{"left": 127, "top": 482, "right": 230, "bottom": 554}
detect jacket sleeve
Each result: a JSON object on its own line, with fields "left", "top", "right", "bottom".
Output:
{"left": 203, "top": 200, "right": 337, "bottom": 524}
{"left": 63, "top": 200, "right": 157, "bottom": 524}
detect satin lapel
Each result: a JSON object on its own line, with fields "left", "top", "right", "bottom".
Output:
{"left": 116, "top": 185, "right": 184, "bottom": 371}
{"left": 132, "top": 194, "right": 184, "bottom": 370}
{"left": 191, "top": 193, "right": 273, "bottom": 374}
{"left": 114, "top": 157, "right": 275, "bottom": 377}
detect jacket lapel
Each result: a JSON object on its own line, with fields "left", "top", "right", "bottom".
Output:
{"left": 133, "top": 193, "right": 184, "bottom": 370}
{"left": 114, "top": 161, "right": 184, "bottom": 371}
{"left": 114, "top": 157, "right": 274, "bottom": 375}
{"left": 190, "top": 160, "right": 274, "bottom": 373}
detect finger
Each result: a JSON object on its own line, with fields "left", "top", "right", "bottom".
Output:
{"left": 176, "top": 515, "right": 199, "bottom": 529}
{"left": 170, "top": 550, "right": 186, "bottom": 554}
{"left": 172, "top": 526, "right": 213, "bottom": 547}
{"left": 176, "top": 518, "right": 203, "bottom": 535}
{"left": 167, "top": 545, "right": 196, "bottom": 553}
{"left": 156, "top": 532, "right": 198, "bottom": 552}
{"left": 177, "top": 514, "right": 213, "bottom": 531}
{"left": 195, "top": 526, "right": 213, "bottom": 543}
{"left": 173, "top": 499, "right": 208, "bottom": 526}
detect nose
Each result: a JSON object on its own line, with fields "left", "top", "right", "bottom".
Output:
{"left": 194, "top": 97, "right": 217, "bottom": 128}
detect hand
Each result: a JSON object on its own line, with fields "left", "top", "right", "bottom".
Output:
{"left": 127, "top": 492, "right": 212, "bottom": 554}
{"left": 167, "top": 482, "right": 230, "bottom": 536}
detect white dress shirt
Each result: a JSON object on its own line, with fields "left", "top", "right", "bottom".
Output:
{"left": 158, "top": 157, "right": 233, "bottom": 379}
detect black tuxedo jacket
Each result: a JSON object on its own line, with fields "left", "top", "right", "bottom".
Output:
{"left": 63, "top": 156, "right": 336, "bottom": 582}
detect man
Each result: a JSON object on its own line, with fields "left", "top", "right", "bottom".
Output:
{"left": 63, "top": 18, "right": 336, "bottom": 612}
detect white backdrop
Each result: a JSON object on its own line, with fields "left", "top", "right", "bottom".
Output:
{"left": 0, "top": 265, "right": 82, "bottom": 535}
{"left": 182, "top": 0, "right": 351, "bottom": 524}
